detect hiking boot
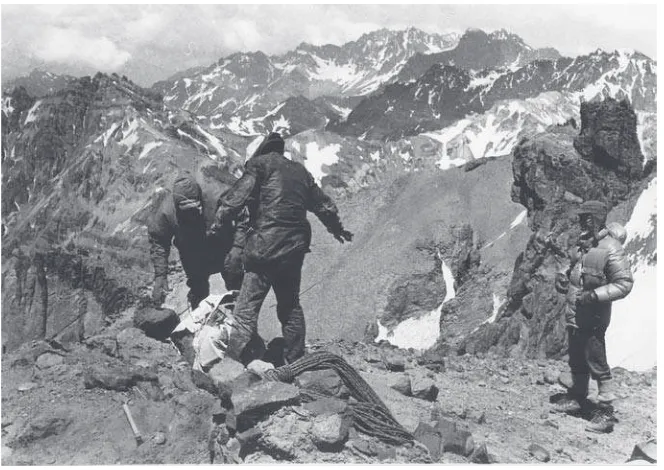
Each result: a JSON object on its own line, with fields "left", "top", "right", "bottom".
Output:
{"left": 551, "top": 395, "right": 583, "bottom": 414}
{"left": 596, "top": 379, "right": 617, "bottom": 403}
{"left": 585, "top": 407, "right": 615, "bottom": 434}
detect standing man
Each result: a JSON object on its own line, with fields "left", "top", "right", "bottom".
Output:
{"left": 552, "top": 200, "right": 634, "bottom": 433}
{"left": 212, "top": 132, "right": 353, "bottom": 365}
{"left": 148, "top": 171, "right": 246, "bottom": 309}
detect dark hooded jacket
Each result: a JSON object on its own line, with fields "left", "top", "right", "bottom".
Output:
{"left": 215, "top": 133, "right": 344, "bottom": 269}
{"left": 148, "top": 173, "right": 247, "bottom": 280}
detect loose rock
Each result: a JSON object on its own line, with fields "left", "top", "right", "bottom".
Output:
{"left": 207, "top": 357, "right": 246, "bottom": 388}
{"left": 116, "top": 327, "right": 178, "bottom": 366}
{"left": 528, "top": 443, "right": 551, "bottom": 462}
{"left": 311, "top": 414, "right": 349, "bottom": 451}
{"left": 153, "top": 432, "right": 167, "bottom": 445}
{"left": 382, "top": 350, "right": 406, "bottom": 372}
{"left": 416, "top": 351, "right": 446, "bottom": 373}
{"left": 294, "top": 369, "right": 349, "bottom": 399}
{"left": 388, "top": 373, "right": 412, "bottom": 396}
{"left": 413, "top": 421, "right": 443, "bottom": 461}
{"left": 84, "top": 335, "right": 119, "bottom": 357}
{"left": 83, "top": 364, "right": 157, "bottom": 391}
{"left": 302, "top": 397, "right": 348, "bottom": 417}
{"left": 17, "top": 382, "right": 38, "bottom": 392}
{"left": 35, "top": 353, "right": 64, "bottom": 369}
{"left": 544, "top": 370, "right": 558, "bottom": 385}
{"left": 411, "top": 376, "right": 439, "bottom": 401}
{"left": 231, "top": 381, "right": 300, "bottom": 432}
{"left": 470, "top": 442, "right": 491, "bottom": 463}
{"left": 629, "top": 439, "right": 657, "bottom": 463}
{"left": 133, "top": 306, "right": 179, "bottom": 341}
{"left": 16, "top": 413, "right": 72, "bottom": 445}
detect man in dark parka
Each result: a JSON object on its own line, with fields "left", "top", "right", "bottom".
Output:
{"left": 213, "top": 132, "right": 353, "bottom": 365}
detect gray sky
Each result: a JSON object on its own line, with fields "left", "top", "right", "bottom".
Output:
{"left": 1, "top": 4, "right": 658, "bottom": 86}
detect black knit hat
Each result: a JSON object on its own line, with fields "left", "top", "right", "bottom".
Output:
{"left": 253, "top": 132, "right": 285, "bottom": 157}
{"left": 172, "top": 173, "right": 202, "bottom": 209}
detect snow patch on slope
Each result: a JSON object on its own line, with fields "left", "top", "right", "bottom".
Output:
{"left": 139, "top": 141, "right": 163, "bottom": 160}
{"left": 606, "top": 178, "right": 657, "bottom": 371}
{"left": 303, "top": 142, "right": 340, "bottom": 183}
{"left": 424, "top": 92, "right": 578, "bottom": 170}
{"left": 23, "top": 100, "right": 42, "bottom": 125}
{"left": 375, "top": 255, "right": 455, "bottom": 350}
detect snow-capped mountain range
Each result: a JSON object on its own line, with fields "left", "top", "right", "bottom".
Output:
{"left": 334, "top": 48, "right": 656, "bottom": 140}
{"left": 1, "top": 27, "right": 657, "bottom": 371}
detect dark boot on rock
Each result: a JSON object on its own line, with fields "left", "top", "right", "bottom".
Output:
{"left": 551, "top": 395, "right": 583, "bottom": 414}
{"left": 585, "top": 406, "right": 616, "bottom": 434}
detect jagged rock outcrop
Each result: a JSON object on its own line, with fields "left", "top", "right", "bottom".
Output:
{"left": 461, "top": 98, "right": 649, "bottom": 358}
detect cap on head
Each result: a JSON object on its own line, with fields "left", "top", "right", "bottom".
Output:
{"left": 577, "top": 200, "right": 608, "bottom": 224}
{"left": 172, "top": 173, "right": 202, "bottom": 210}
{"left": 253, "top": 132, "right": 285, "bottom": 157}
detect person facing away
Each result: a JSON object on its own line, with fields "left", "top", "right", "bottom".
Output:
{"left": 552, "top": 200, "right": 633, "bottom": 433}
{"left": 212, "top": 132, "right": 353, "bottom": 365}
{"left": 148, "top": 171, "right": 247, "bottom": 310}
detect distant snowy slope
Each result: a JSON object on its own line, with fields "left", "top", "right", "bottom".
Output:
{"left": 607, "top": 177, "right": 657, "bottom": 371}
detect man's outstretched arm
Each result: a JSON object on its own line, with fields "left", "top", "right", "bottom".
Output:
{"left": 307, "top": 176, "right": 353, "bottom": 243}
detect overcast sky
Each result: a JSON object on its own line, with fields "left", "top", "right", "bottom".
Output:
{"left": 1, "top": 4, "right": 658, "bottom": 86}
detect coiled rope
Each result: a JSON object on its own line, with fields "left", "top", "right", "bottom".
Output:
{"left": 263, "top": 351, "right": 414, "bottom": 446}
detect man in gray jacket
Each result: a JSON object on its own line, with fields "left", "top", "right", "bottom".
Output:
{"left": 148, "top": 172, "right": 246, "bottom": 309}
{"left": 553, "top": 200, "right": 634, "bottom": 433}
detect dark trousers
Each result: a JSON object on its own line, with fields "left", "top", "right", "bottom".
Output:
{"left": 229, "top": 253, "right": 306, "bottom": 365}
{"left": 185, "top": 249, "right": 244, "bottom": 309}
{"left": 568, "top": 310, "right": 612, "bottom": 382}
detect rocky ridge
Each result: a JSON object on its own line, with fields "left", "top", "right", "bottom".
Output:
{"left": 1, "top": 328, "right": 656, "bottom": 465}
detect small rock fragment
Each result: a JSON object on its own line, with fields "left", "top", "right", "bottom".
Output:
{"left": 311, "top": 414, "right": 349, "bottom": 451}
{"left": 413, "top": 422, "right": 443, "bottom": 461}
{"left": 528, "top": 443, "right": 551, "bottom": 462}
{"left": 35, "top": 353, "right": 64, "bottom": 370}
{"left": 470, "top": 442, "right": 491, "bottom": 463}
{"left": 544, "top": 370, "right": 557, "bottom": 385}
{"left": 17, "top": 382, "right": 38, "bottom": 392}
{"left": 411, "top": 376, "right": 439, "bottom": 401}
{"left": 388, "top": 373, "right": 412, "bottom": 396}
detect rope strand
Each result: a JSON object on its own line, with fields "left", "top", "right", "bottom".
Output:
{"left": 263, "top": 351, "right": 413, "bottom": 445}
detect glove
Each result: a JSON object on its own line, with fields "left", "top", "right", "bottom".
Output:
{"left": 334, "top": 229, "right": 354, "bottom": 244}
{"left": 554, "top": 272, "right": 569, "bottom": 294}
{"left": 575, "top": 290, "right": 597, "bottom": 306}
{"left": 207, "top": 222, "right": 223, "bottom": 238}
{"left": 152, "top": 276, "right": 169, "bottom": 306}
